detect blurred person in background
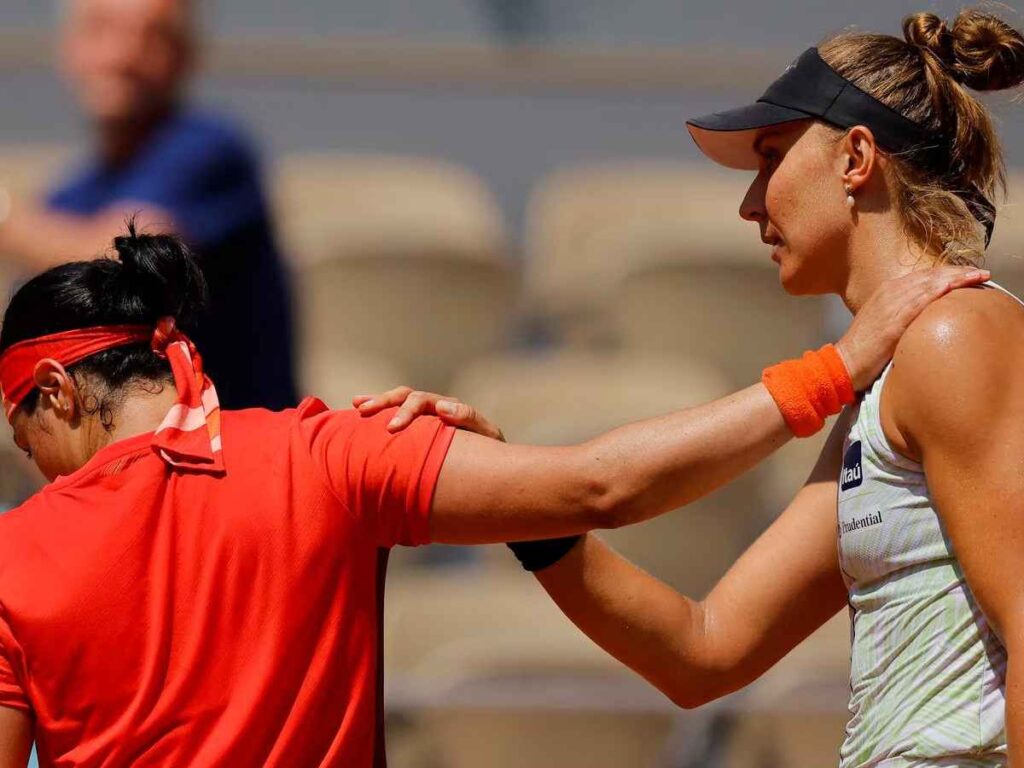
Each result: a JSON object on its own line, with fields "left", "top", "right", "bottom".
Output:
{"left": 0, "top": 0, "right": 296, "bottom": 411}
{"left": 0, "top": 222, "right": 982, "bottom": 765}
{"left": 370, "top": 8, "right": 1024, "bottom": 767}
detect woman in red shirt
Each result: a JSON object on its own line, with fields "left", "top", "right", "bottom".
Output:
{"left": 0, "top": 223, "right": 984, "bottom": 767}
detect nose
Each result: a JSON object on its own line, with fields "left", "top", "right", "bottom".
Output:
{"left": 92, "top": 22, "right": 147, "bottom": 72}
{"left": 112, "top": 34, "right": 148, "bottom": 71}
{"left": 739, "top": 173, "right": 767, "bottom": 223}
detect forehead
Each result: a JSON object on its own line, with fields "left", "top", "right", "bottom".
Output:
{"left": 66, "top": 0, "right": 191, "bottom": 33}
{"left": 753, "top": 121, "right": 830, "bottom": 158}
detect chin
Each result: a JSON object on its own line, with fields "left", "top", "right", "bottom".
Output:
{"left": 778, "top": 270, "right": 826, "bottom": 297}
{"left": 777, "top": 261, "right": 808, "bottom": 296}
{"left": 777, "top": 258, "right": 834, "bottom": 297}
{"left": 82, "top": 88, "right": 147, "bottom": 124}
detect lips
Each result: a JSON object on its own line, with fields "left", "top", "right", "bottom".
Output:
{"left": 761, "top": 232, "right": 783, "bottom": 263}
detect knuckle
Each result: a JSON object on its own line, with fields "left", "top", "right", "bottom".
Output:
{"left": 406, "top": 392, "right": 430, "bottom": 408}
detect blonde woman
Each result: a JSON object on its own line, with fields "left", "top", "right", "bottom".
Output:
{"left": 369, "top": 9, "right": 1024, "bottom": 766}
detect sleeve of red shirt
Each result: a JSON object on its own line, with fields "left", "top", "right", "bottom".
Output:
{"left": 301, "top": 406, "right": 456, "bottom": 547}
{"left": 0, "top": 616, "right": 30, "bottom": 713}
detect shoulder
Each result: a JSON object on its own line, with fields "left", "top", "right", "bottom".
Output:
{"left": 226, "top": 398, "right": 397, "bottom": 444}
{"left": 167, "top": 110, "right": 255, "bottom": 150}
{"left": 295, "top": 400, "right": 398, "bottom": 443}
{"left": 893, "top": 284, "right": 1024, "bottom": 376}
{"left": 221, "top": 401, "right": 313, "bottom": 435}
{"left": 149, "top": 109, "right": 261, "bottom": 170}
{"left": 887, "top": 284, "right": 1024, "bottom": 433}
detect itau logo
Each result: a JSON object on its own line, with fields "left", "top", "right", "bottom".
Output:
{"left": 841, "top": 440, "right": 863, "bottom": 491}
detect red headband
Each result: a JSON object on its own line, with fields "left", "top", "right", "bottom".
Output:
{"left": 0, "top": 319, "right": 224, "bottom": 474}
{"left": 0, "top": 325, "right": 151, "bottom": 416}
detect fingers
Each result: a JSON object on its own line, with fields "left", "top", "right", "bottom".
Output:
{"left": 942, "top": 267, "right": 989, "bottom": 290}
{"left": 918, "top": 266, "right": 988, "bottom": 295}
{"left": 352, "top": 386, "right": 506, "bottom": 440}
{"left": 913, "top": 267, "right": 989, "bottom": 309}
{"left": 433, "top": 400, "right": 506, "bottom": 441}
{"left": 879, "top": 266, "right": 987, "bottom": 316}
{"left": 352, "top": 386, "right": 414, "bottom": 415}
{"left": 836, "top": 264, "right": 990, "bottom": 391}
{"left": 386, "top": 391, "right": 456, "bottom": 432}
{"left": 882, "top": 267, "right": 989, "bottom": 340}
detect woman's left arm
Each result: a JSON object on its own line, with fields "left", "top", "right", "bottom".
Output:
{"left": 0, "top": 707, "right": 32, "bottom": 768}
{"left": 887, "top": 289, "right": 1024, "bottom": 765}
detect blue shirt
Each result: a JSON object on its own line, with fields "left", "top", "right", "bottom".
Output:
{"left": 48, "top": 110, "right": 297, "bottom": 411}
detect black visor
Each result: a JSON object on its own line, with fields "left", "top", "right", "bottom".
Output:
{"left": 687, "top": 47, "right": 995, "bottom": 246}
{"left": 687, "top": 48, "right": 941, "bottom": 171}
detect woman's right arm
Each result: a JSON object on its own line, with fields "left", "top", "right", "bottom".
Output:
{"left": 360, "top": 266, "right": 985, "bottom": 546}
{"left": 532, "top": 414, "right": 849, "bottom": 708}
{"left": 431, "top": 382, "right": 789, "bottom": 543}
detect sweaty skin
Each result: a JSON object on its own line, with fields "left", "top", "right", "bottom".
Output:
{"left": 357, "top": 114, "right": 1022, "bottom": 764}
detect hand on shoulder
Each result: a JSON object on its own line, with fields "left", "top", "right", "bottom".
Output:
{"left": 884, "top": 283, "right": 1024, "bottom": 458}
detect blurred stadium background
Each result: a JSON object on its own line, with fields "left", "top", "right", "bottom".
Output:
{"left": 3, "top": 1, "right": 1024, "bottom": 766}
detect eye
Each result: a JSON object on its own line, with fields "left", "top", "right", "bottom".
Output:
{"left": 759, "top": 148, "right": 780, "bottom": 170}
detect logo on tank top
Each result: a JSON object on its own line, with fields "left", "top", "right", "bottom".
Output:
{"left": 841, "top": 440, "right": 863, "bottom": 491}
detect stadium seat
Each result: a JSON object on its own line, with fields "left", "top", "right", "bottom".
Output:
{"left": 274, "top": 153, "right": 516, "bottom": 393}
{"left": 300, "top": 351, "right": 408, "bottom": 411}
{"left": 524, "top": 162, "right": 767, "bottom": 343}
{"left": 722, "top": 610, "right": 851, "bottom": 768}
{"left": 0, "top": 144, "right": 74, "bottom": 303}
{"left": 425, "top": 709, "right": 679, "bottom": 768}
{"left": 612, "top": 258, "right": 830, "bottom": 388}
{"left": 385, "top": 567, "right": 682, "bottom": 768}
{"left": 0, "top": 144, "right": 72, "bottom": 196}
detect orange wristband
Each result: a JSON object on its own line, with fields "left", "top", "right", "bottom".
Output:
{"left": 761, "top": 344, "right": 856, "bottom": 437}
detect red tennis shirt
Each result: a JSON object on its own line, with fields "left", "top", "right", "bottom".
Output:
{"left": 0, "top": 398, "right": 455, "bottom": 767}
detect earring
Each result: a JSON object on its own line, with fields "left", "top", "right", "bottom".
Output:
{"left": 844, "top": 183, "right": 856, "bottom": 209}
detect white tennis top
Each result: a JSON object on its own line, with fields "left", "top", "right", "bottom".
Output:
{"left": 837, "top": 283, "right": 1017, "bottom": 768}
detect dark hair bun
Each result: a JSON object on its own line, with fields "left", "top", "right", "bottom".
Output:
{"left": 111, "top": 218, "right": 207, "bottom": 328}
{"left": 904, "top": 8, "right": 1024, "bottom": 91}
{"left": 0, "top": 219, "right": 211, "bottom": 402}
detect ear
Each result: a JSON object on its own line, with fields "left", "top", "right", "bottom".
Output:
{"left": 32, "top": 359, "right": 79, "bottom": 422}
{"left": 840, "top": 125, "right": 879, "bottom": 194}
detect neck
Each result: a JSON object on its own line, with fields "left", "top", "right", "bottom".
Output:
{"left": 840, "top": 222, "right": 935, "bottom": 314}
{"left": 97, "top": 106, "right": 174, "bottom": 166}
{"left": 89, "top": 384, "right": 178, "bottom": 454}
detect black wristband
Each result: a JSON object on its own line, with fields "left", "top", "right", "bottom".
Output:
{"left": 506, "top": 536, "right": 583, "bottom": 572}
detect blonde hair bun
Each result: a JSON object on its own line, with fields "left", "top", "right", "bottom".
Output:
{"left": 904, "top": 8, "right": 1024, "bottom": 91}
